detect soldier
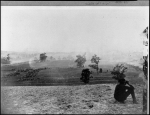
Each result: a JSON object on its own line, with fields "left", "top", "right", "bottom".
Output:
{"left": 99, "top": 68, "right": 102, "bottom": 73}
{"left": 114, "top": 78, "right": 138, "bottom": 104}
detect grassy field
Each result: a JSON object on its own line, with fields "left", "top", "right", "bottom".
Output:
{"left": 1, "top": 84, "right": 144, "bottom": 114}
{"left": 1, "top": 60, "right": 143, "bottom": 86}
{"left": 1, "top": 61, "right": 144, "bottom": 114}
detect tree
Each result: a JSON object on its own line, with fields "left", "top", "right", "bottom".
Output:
{"left": 39, "top": 53, "right": 47, "bottom": 62}
{"left": 75, "top": 54, "right": 86, "bottom": 68}
{"left": 89, "top": 54, "right": 101, "bottom": 74}
{"left": 1, "top": 54, "right": 11, "bottom": 64}
{"left": 49, "top": 56, "right": 56, "bottom": 61}
{"left": 62, "top": 57, "right": 67, "bottom": 60}
{"left": 67, "top": 55, "right": 74, "bottom": 60}
{"left": 111, "top": 64, "right": 127, "bottom": 80}
{"left": 49, "top": 56, "right": 52, "bottom": 60}
{"left": 7, "top": 54, "right": 10, "bottom": 61}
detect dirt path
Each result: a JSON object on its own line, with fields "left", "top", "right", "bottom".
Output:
{"left": 1, "top": 84, "right": 143, "bottom": 114}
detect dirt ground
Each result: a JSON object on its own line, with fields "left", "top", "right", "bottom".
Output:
{"left": 1, "top": 84, "right": 143, "bottom": 114}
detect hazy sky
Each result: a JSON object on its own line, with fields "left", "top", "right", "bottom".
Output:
{"left": 1, "top": 6, "right": 149, "bottom": 54}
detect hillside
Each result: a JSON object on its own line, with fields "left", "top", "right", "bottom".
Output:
{"left": 1, "top": 84, "right": 143, "bottom": 114}
{"left": 1, "top": 52, "right": 144, "bottom": 114}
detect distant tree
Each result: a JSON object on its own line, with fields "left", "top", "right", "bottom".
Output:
{"left": 7, "top": 54, "right": 10, "bottom": 61}
{"left": 49, "top": 56, "right": 56, "bottom": 60}
{"left": 40, "top": 53, "right": 47, "bottom": 62}
{"left": 49, "top": 56, "right": 56, "bottom": 61}
{"left": 89, "top": 54, "right": 101, "bottom": 74}
{"left": 1, "top": 54, "right": 11, "bottom": 64}
{"left": 62, "top": 57, "right": 67, "bottom": 60}
{"left": 17, "top": 56, "right": 20, "bottom": 59}
{"left": 111, "top": 64, "right": 127, "bottom": 80}
{"left": 67, "top": 55, "right": 74, "bottom": 60}
{"left": 75, "top": 54, "right": 86, "bottom": 68}
{"left": 49, "top": 56, "right": 54, "bottom": 60}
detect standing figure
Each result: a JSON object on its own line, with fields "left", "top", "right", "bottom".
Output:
{"left": 99, "top": 68, "right": 102, "bottom": 73}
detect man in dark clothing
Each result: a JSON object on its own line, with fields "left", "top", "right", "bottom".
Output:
{"left": 114, "top": 79, "right": 138, "bottom": 104}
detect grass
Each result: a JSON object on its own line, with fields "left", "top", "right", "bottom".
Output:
{"left": 1, "top": 84, "right": 144, "bottom": 114}
{"left": 1, "top": 61, "right": 145, "bottom": 114}
{"left": 1, "top": 61, "right": 144, "bottom": 86}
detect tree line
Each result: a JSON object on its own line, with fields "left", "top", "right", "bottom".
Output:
{"left": 74, "top": 53, "right": 101, "bottom": 74}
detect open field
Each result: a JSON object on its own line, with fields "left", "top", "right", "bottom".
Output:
{"left": 1, "top": 60, "right": 143, "bottom": 86}
{"left": 1, "top": 61, "right": 144, "bottom": 114}
{"left": 1, "top": 61, "right": 116, "bottom": 86}
{"left": 1, "top": 84, "right": 144, "bottom": 114}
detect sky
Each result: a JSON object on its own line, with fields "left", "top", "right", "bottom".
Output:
{"left": 1, "top": 6, "right": 149, "bottom": 55}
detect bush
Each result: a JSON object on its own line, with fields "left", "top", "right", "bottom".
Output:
{"left": 111, "top": 64, "right": 127, "bottom": 80}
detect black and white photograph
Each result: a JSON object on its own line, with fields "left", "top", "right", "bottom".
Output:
{"left": 1, "top": 1, "right": 149, "bottom": 114}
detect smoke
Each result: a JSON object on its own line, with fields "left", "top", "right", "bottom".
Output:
{"left": 28, "top": 58, "right": 48, "bottom": 69}
{"left": 29, "top": 58, "right": 37, "bottom": 69}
